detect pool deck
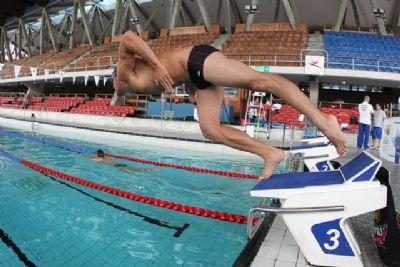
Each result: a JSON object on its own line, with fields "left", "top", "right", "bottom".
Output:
{"left": 247, "top": 149, "right": 398, "bottom": 267}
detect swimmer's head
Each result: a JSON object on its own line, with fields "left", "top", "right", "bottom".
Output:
{"left": 96, "top": 149, "right": 105, "bottom": 158}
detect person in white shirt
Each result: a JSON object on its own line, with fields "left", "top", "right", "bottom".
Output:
{"left": 357, "top": 96, "right": 374, "bottom": 149}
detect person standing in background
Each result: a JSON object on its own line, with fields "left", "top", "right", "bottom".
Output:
{"left": 371, "top": 104, "right": 387, "bottom": 149}
{"left": 357, "top": 96, "right": 374, "bottom": 149}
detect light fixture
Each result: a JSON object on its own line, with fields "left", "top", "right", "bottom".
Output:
{"left": 342, "top": 81, "right": 346, "bottom": 84}
{"left": 129, "top": 17, "right": 140, "bottom": 25}
{"left": 373, "top": 8, "right": 385, "bottom": 17}
{"left": 245, "top": 4, "right": 259, "bottom": 14}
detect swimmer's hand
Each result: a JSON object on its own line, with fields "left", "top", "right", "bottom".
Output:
{"left": 153, "top": 64, "right": 174, "bottom": 91}
{"left": 321, "top": 114, "right": 348, "bottom": 156}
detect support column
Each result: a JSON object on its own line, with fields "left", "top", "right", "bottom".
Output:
{"left": 127, "top": 0, "right": 143, "bottom": 33}
{"left": 40, "top": 11, "right": 45, "bottom": 54}
{"left": 119, "top": 3, "right": 130, "bottom": 34}
{"left": 3, "top": 29, "right": 13, "bottom": 61}
{"left": 19, "top": 19, "right": 31, "bottom": 56}
{"left": 57, "top": 13, "right": 69, "bottom": 44}
{"left": 274, "top": 0, "right": 281, "bottom": 22}
{"left": 196, "top": 0, "right": 211, "bottom": 31}
{"left": 70, "top": 1, "right": 78, "bottom": 48}
{"left": 350, "top": 0, "right": 361, "bottom": 27}
{"left": 288, "top": 0, "right": 300, "bottom": 23}
{"left": 0, "top": 28, "right": 4, "bottom": 62}
{"left": 43, "top": 7, "right": 58, "bottom": 52}
{"left": 334, "top": 0, "right": 348, "bottom": 32}
{"left": 370, "top": 0, "right": 387, "bottom": 35}
{"left": 225, "top": 0, "right": 232, "bottom": 34}
{"left": 281, "top": 0, "right": 297, "bottom": 30}
{"left": 77, "top": 0, "right": 95, "bottom": 45}
{"left": 245, "top": 0, "right": 259, "bottom": 32}
{"left": 143, "top": 6, "right": 161, "bottom": 31}
{"left": 112, "top": 0, "right": 122, "bottom": 36}
{"left": 18, "top": 25, "right": 22, "bottom": 58}
{"left": 169, "top": 0, "right": 181, "bottom": 31}
{"left": 309, "top": 77, "right": 319, "bottom": 106}
{"left": 181, "top": 1, "right": 196, "bottom": 25}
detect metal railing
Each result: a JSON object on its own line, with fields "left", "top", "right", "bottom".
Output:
{"left": 1, "top": 50, "right": 399, "bottom": 80}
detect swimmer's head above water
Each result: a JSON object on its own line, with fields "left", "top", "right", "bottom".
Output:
{"left": 96, "top": 149, "right": 105, "bottom": 158}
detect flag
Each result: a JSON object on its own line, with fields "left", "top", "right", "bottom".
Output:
{"left": 59, "top": 70, "right": 64, "bottom": 83}
{"left": 30, "top": 67, "right": 37, "bottom": 78}
{"left": 94, "top": 75, "right": 100, "bottom": 86}
{"left": 103, "top": 77, "right": 108, "bottom": 86}
{"left": 84, "top": 75, "right": 89, "bottom": 86}
{"left": 14, "top": 65, "right": 21, "bottom": 78}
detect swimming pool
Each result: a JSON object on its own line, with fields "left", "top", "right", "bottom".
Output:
{"left": 0, "top": 128, "right": 285, "bottom": 266}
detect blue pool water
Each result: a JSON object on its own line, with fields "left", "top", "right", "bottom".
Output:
{"left": 0, "top": 128, "right": 285, "bottom": 266}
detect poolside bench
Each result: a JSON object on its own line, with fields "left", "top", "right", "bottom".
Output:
{"left": 248, "top": 152, "right": 387, "bottom": 267}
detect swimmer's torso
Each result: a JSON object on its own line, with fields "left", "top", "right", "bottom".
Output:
{"left": 123, "top": 47, "right": 192, "bottom": 93}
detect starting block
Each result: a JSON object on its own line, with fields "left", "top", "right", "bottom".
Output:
{"left": 248, "top": 152, "right": 387, "bottom": 267}
{"left": 289, "top": 143, "right": 338, "bottom": 172}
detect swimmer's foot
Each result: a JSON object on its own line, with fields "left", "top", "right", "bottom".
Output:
{"left": 259, "top": 148, "right": 286, "bottom": 179}
{"left": 321, "top": 114, "right": 348, "bottom": 156}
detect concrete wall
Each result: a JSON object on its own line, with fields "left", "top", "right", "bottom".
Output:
{"left": 0, "top": 107, "right": 357, "bottom": 148}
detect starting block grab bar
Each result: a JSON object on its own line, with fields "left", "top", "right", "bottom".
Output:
{"left": 249, "top": 152, "right": 387, "bottom": 267}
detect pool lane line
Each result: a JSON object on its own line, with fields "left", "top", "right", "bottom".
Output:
{"left": 0, "top": 150, "right": 249, "bottom": 224}
{"left": 45, "top": 174, "right": 189, "bottom": 237}
{"left": 0, "top": 227, "right": 37, "bottom": 267}
{"left": 0, "top": 130, "right": 260, "bottom": 179}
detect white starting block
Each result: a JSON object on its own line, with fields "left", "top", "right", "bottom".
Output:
{"left": 289, "top": 143, "right": 338, "bottom": 172}
{"left": 248, "top": 152, "right": 387, "bottom": 267}
{"left": 301, "top": 136, "right": 329, "bottom": 145}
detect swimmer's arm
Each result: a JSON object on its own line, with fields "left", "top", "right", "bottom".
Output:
{"left": 120, "top": 31, "right": 173, "bottom": 90}
{"left": 120, "top": 31, "right": 161, "bottom": 68}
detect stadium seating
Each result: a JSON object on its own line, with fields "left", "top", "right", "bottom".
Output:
{"left": 69, "top": 42, "right": 120, "bottom": 72}
{"left": 27, "top": 97, "right": 84, "bottom": 112}
{"left": 37, "top": 45, "right": 90, "bottom": 75}
{"left": 270, "top": 104, "right": 359, "bottom": 132}
{"left": 149, "top": 26, "right": 219, "bottom": 55}
{"left": 223, "top": 23, "right": 308, "bottom": 67}
{"left": 325, "top": 31, "right": 400, "bottom": 73}
{"left": 70, "top": 97, "right": 135, "bottom": 117}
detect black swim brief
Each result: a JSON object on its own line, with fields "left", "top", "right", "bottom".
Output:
{"left": 187, "top": 44, "right": 219, "bottom": 89}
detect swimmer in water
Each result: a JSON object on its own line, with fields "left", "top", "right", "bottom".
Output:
{"left": 84, "top": 149, "right": 154, "bottom": 173}
{"left": 113, "top": 31, "right": 347, "bottom": 178}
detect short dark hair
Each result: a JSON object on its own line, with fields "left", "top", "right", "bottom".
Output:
{"left": 96, "top": 149, "right": 105, "bottom": 158}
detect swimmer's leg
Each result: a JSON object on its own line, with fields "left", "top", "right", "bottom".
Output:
{"left": 196, "top": 86, "right": 285, "bottom": 179}
{"left": 202, "top": 52, "right": 347, "bottom": 156}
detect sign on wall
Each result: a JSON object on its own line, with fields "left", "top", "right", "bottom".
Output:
{"left": 305, "top": 55, "right": 325, "bottom": 75}
{"left": 380, "top": 117, "right": 400, "bottom": 165}
{"left": 251, "top": 66, "right": 270, "bottom": 73}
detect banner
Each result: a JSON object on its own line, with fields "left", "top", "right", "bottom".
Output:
{"left": 30, "top": 67, "right": 37, "bottom": 78}
{"left": 305, "top": 55, "right": 325, "bottom": 75}
{"left": 72, "top": 75, "right": 76, "bottom": 84}
{"left": 14, "top": 65, "right": 21, "bottom": 78}
{"left": 380, "top": 117, "right": 400, "bottom": 164}
{"left": 94, "top": 75, "right": 100, "bottom": 87}
{"left": 44, "top": 69, "right": 49, "bottom": 81}
{"left": 84, "top": 75, "right": 89, "bottom": 86}
{"left": 103, "top": 77, "right": 108, "bottom": 86}
{"left": 59, "top": 70, "right": 65, "bottom": 83}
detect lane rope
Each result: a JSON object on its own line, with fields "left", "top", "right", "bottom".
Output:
{"left": 0, "top": 130, "right": 260, "bottom": 179}
{"left": 0, "top": 150, "right": 250, "bottom": 225}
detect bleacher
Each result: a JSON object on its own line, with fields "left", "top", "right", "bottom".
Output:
{"left": 223, "top": 23, "right": 308, "bottom": 66}
{"left": 70, "top": 97, "right": 135, "bottom": 117}
{"left": 271, "top": 104, "right": 359, "bottom": 132}
{"left": 27, "top": 97, "right": 84, "bottom": 112}
{"left": 37, "top": 45, "right": 90, "bottom": 75}
{"left": 148, "top": 25, "right": 220, "bottom": 55}
{"left": 325, "top": 31, "right": 400, "bottom": 73}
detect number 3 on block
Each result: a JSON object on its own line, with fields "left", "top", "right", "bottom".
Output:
{"left": 323, "top": 229, "right": 340, "bottom": 250}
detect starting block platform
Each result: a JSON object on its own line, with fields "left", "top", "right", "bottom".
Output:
{"left": 248, "top": 152, "right": 387, "bottom": 267}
